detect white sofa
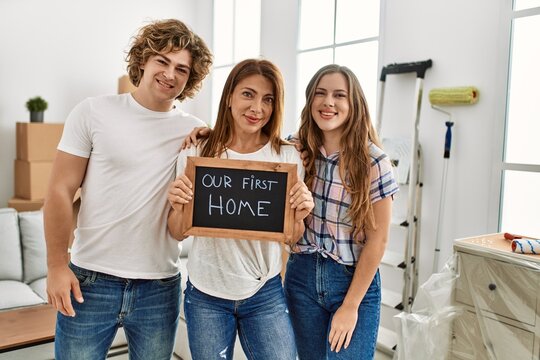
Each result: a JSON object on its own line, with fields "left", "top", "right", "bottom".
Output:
{"left": 0, "top": 208, "right": 246, "bottom": 359}
{"left": 0, "top": 208, "right": 49, "bottom": 311}
{"left": 0, "top": 208, "right": 127, "bottom": 356}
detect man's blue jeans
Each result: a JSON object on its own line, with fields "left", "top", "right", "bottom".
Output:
{"left": 55, "top": 263, "right": 181, "bottom": 360}
{"left": 184, "top": 275, "right": 297, "bottom": 360}
{"left": 284, "top": 252, "right": 381, "bottom": 360}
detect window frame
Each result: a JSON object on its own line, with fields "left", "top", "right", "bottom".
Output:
{"left": 295, "top": 0, "right": 383, "bottom": 124}
{"left": 210, "top": 0, "right": 262, "bottom": 125}
{"left": 496, "top": 4, "right": 540, "bottom": 233}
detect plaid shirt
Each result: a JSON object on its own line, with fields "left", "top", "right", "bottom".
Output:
{"left": 294, "top": 143, "right": 399, "bottom": 266}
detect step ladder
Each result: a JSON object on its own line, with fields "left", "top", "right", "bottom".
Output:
{"left": 375, "top": 59, "right": 432, "bottom": 354}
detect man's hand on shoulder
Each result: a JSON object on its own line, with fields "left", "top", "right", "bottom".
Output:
{"left": 182, "top": 126, "right": 211, "bottom": 149}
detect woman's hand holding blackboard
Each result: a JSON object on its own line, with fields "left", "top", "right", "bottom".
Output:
{"left": 167, "top": 175, "right": 193, "bottom": 240}
{"left": 168, "top": 175, "right": 194, "bottom": 209}
{"left": 289, "top": 180, "right": 314, "bottom": 221}
{"left": 289, "top": 180, "right": 314, "bottom": 244}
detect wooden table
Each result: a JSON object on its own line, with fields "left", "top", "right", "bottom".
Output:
{"left": 0, "top": 304, "right": 56, "bottom": 353}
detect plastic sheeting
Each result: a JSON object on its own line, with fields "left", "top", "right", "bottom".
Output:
{"left": 394, "top": 233, "right": 540, "bottom": 360}
{"left": 394, "top": 255, "right": 463, "bottom": 360}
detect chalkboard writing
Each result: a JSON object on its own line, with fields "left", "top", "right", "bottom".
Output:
{"left": 182, "top": 157, "right": 297, "bottom": 242}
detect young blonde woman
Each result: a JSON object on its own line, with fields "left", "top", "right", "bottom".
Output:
{"left": 167, "top": 59, "right": 313, "bottom": 360}
{"left": 283, "top": 64, "right": 399, "bottom": 360}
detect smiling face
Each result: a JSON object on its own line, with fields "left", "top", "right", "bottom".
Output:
{"left": 310, "top": 72, "right": 350, "bottom": 140}
{"left": 135, "top": 49, "right": 192, "bottom": 111}
{"left": 229, "top": 74, "right": 275, "bottom": 137}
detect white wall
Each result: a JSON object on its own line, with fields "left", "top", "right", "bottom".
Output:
{"left": 379, "top": 0, "right": 508, "bottom": 283}
{"left": 260, "top": 0, "right": 300, "bottom": 137}
{"left": 0, "top": 0, "right": 203, "bottom": 206}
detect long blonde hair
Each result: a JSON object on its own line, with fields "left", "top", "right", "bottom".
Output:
{"left": 299, "top": 64, "right": 381, "bottom": 235}
{"left": 201, "top": 59, "right": 287, "bottom": 158}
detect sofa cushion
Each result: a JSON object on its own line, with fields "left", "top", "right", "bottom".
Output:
{"left": 18, "top": 210, "right": 47, "bottom": 283}
{"left": 0, "top": 280, "right": 46, "bottom": 310}
{"left": 0, "top": 208, "right": 23, "bottom": 281}
{"left": 29, "top": 277, "right": 47, "bottom": 301}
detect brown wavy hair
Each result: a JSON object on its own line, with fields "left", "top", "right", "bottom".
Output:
{"left": 200, "top": 59, "right": 287, "bottom": 158}
{"left": 299, "top": 64, "right": 381, "bottom": 236}
{"left": 126, "top": 19, "right": 213, "bottom": 101}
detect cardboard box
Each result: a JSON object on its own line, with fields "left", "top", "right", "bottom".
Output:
{"left": 118, "top": 75, "right": 137, "bottom": 94}
{"left": 7, "top": 197, "right": 44, "bottom": 212}
{"left": 14, "top": 160, "right": 53, "bottom": 200}
{"left": 16, "top": 122, "right": 64, "bottom": 161}
{"left": 7, "top": 190, "right": 80, "bottom": 214}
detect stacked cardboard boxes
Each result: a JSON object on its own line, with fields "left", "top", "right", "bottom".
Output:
{"left": 8, "top": 122, "right": 64, "bottom": 211}
{"left": 118, "top": 74, "right": 137, "bottom": 94}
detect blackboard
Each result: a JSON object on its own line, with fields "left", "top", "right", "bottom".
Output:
{"left": 182, "top": 157, "right": 297, "bottom": 242}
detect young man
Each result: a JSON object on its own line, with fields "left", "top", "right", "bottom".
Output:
{"left": 44, "top": 19, "right": 212, "bottom": 360}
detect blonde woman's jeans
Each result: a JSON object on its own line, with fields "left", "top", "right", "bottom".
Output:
{"left": 284, "top": 252, "right": 381, "bottom": 360}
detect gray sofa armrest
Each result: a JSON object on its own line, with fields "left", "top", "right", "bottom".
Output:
{"left": 18, "top": 210, "right": 47, "bottom": 284}
{"left": 0, "top": 208, "right": 23, "bottom": 281}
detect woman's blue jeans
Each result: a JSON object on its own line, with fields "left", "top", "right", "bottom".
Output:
{"left": 184, "top": 275, "right": 297, "bottom": 360}
{"left": 55, "top": 263, "right": 181, "bottom": 360}
{"left": 284, "top": 252, "right": 381, "bottom": 360}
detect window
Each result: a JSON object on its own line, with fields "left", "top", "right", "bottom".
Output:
{"left": 211, "top": 0, "right": 261, "bottom": 125}
{"left": 514, "top": 0, "right": 540, "bottom": 10}
{"left": 500, "top": 4, "right": 540, "bottom": 237}
{"left": 296, "top": 0, "right": 381, "bottom": 124}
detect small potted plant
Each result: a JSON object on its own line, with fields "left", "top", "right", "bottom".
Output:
{"left": 26, "top": 96, "right": 48, "bottom": 123}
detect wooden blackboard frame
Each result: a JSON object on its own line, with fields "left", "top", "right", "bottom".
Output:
{"left": 182, "top": 157, "right": 298, "bottom": 243}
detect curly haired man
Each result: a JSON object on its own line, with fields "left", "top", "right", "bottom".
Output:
{"left": 44, "top": 19, "right": 213, "bottom": 360}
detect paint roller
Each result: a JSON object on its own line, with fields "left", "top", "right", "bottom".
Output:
{"left": 429, "top": 87, "right": 479, "bottom": 106}
{"left": 430, "top": 86, "right": 479, "bottom": 273}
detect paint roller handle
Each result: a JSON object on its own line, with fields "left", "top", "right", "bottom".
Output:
{"left": 380, "top": 59, "right": 433, "bottom": 81}
{"left": 503, "top": 232, "right": 537, "bottom": 241}
{"left": 504, "top": 232, "right": 522, "bottom": 240}
{"left": 444, "top": 121, "right": 454, "bottom": 159}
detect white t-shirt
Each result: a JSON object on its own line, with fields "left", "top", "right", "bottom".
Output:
{"left": 58, "top": 93, "right": 205, "bottom": 279}
{"left": 176, "top": 142, "right": 304, "bottom": 300}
